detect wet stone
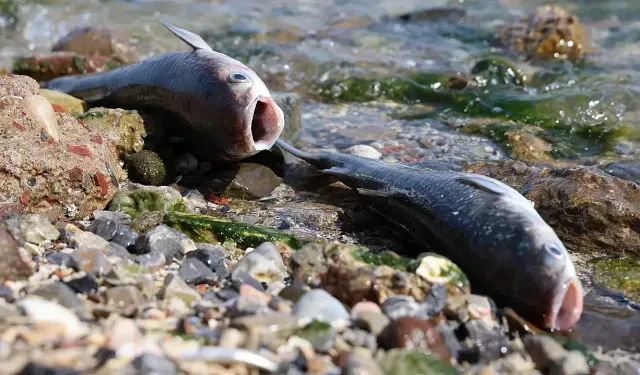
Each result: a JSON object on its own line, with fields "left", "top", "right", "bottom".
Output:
{"left": 378, "top": 317, "right": 452, "bottom": 363}
{"left": 456, "top": 319, "right": 510, "bottom": 363}
{"left": 185, "top": 248, "right": 228, "bottom": 279}
{"left": 92, "top": 210, "right": 131, "bottom": 227}
{"left": 87, "top": 217, "right": 119, "bottom": 241}
{"left": 71, "top": 247, "right": 112, "bottom": 276}
{"left": 134, "top": 224, "right": 195, "bottom": 261}
{"left": 290, "top": 244, "right": 327, "bottom": 287}
{"left": 223, "top": 163, "right": 282, "bottom": 200}
{"left": 231, "top": 269, "right": 265, "bottom": 292}
{"left": 178, "top": 258, "right": 218, "bottom": 285}
{"left": 110, "top": 227, "right": 137, "bottom": 251}
{"left": 232, "top": 242, "right": 286, "bottom": 285}
{"left": 63, "top": 272, "right": 99, "bottom": 294}
{"left": 135, "top": 251, "right": 166, "bottom": 271}
{"left": 130, "top": 211, "right": 164, "bottom": 234}
{"left": 522, "top": 335, "right": 568, "bottom": 372}
{"left": 295, "top": 320, "right": 337, "bottom": 353}
{"left": 419, "top": 283, "right": 447, "bottom": 317}
{"left": 46, "top": 251, "right": 80, "bottom": 270}
{"left": 131, "top": 353, "right": 177, "bottom": 375}
{"left": 17, "top": 363, "right": 81, "bottom": 375}
{"left": 31, "top": 281, "right": 89, "bottom": 319}
{"left": 381, "top": 295, "right": 420, "bottom": 320}
{"left": 125, "top": 150, "right": 168, "bottom": 186}
{"left": 292, "top": 289, "right": 349, "bottom": 324}
{"left": 0, "top": 285, "right": 15, "bottom": 302}
{"left": 549, "top": 351, "right": 590, "bottom": 375}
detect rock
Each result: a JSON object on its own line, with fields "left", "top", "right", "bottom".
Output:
{"left": 38, "top": 89, "right": 86, "bottom": 114}
{"left": 19, "top": 214, "right": 60, "bottom": 244}
{"left": 415, "top": 254, "right": 470, "bottom": 290}
{"left": 68, "top": 227, "right": 110, "bottom": 252}
{"left": 381, "top": 295, "right": 420, "bottom": 320}
{"left": 125, "top": 150, "right": 168, "bottom": 186}
{"left": 16, "top": 363, "right": 81, "bottom": 375}
{"left": 0, "top": 224, "right": 35, "bottom": 283}
{"left": 31, "top": 280, "right": 90, "bottom": 319}
{"left": 178, "top": 258, "right": 218, "bottom": 285}
{"left": 111, "top": 227, "right": 138, "bottom": 251}
{"left": 185, "top": 248, "right": 229, "bottom": 279}
{"left": 63, "top": 272, "right": 99, "bottom": 294}
{"left": 109, "top": 183, "right": 185, "bottom": 219}
{"left": 505, "top": 129, "right": 554, "bottom": 164}
{"left": 131, "top": 354, "right": 177, "bottom": 375}
{"left": 46, "top": 251, "right": 80, "bottom": 270}
{"left": 134, "top": 224, "right": 196, "bottom": 261}
{"left": 135, "top": 251, "right": 166, "bottom": 271}
{"left": 295, "top": 320, "right": 336, "bottom": 353}
{"left": 12, "top": 53, "right": 123, "bottom": 82}
{"left": 162, "top": 274, "right": 200, "bottom": 305}
{"left": 223, "top": 163, "right": 282, "bottom": 200}
{"left": 342, "top": 328, "right": 378, "bottom": 351}
{"left": 20, "top": 298, "right": 89, "bottom": 340}
{"left": 549, "top": 351, "right": 590, "bottom": 375}
{"left": 380, "top": 349, "right": 460, "bottom": 375}
{"left": 602, "top": 161, "right": 640, "bottom": 185}
{"left": 72, "top": 247, "right": 112, "bottom": 276}
{"left": 130, "top": 211, "right": 164, "bottom": 234}
{"left": 378, "top": 317, "right": 452, "bottom": 363}
{"left": 292, "top": 289, "right": 349, "bottom": 324}
{"left": 272, "top": 92, "right": 301, "bottom": 141}
{"left": 182, "top": 189, "right": 207, "bottom": 212}
{"left": 51, "top": 26, "right": 139, "bottom": 64}
{"left": 456, "top": 319, "right": 510, "bottom": 363}
{"left": 78, "top": 107, "right": 146, "bottom": 158}
{"left": 355, "top": 310, "right": 390, "bottom": 336}
{"left": 464, "top": 160, "right": 640, "bottom": 255}
{"left": 0, "top": 74, "right": 124, "bottom": 220}
{"left": 88, "top": 216, "right": 119, "bottom": 241}
{"left": 232, "top": 242, "right": 287, "bottom": 285}
{"left": 231, "top": 269, "right": 265, "bottom": 291}
{"left": 421, "top": 283, "right": 447, "bottom": 318}
{"left": 522, "top": 335, "right": 568, "bottom": 372}
{"left": 497, "top": 4, "right": 593, "bottom": 61}
{"left": 106, "top": 285, "right": 146, "bottom": 308}
{"left": 93, "top": 210, "right": 132, "bottom": 226}
{"left": 344, "top": 144, "right": 382, "bottom": 160}
{"left": 218, "top": 328, "right": 247, "bottom": 349}
{"left": 290, "top": 243, "right": 327, "bottom": 287}
{"left": 105, "top": 242, "right": 135, "bottom": 261}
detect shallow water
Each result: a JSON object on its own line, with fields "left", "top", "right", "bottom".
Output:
{"left": 1, "top": 0, "right": 640, "bottom": 354}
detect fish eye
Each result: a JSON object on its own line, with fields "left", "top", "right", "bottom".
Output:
{"left": 543, "top": 243, "right": 564, "bottom": 260}
{"left": 228, "top": 72, "right": 249, "bottom": 83}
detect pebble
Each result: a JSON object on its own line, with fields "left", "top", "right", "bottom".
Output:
{"left": 130, "top": 211, "right": 165, "bottom": 234}
{"left": 354, "top": 310, "right": 390, "bottom": 336}
{"left": 292, "top": 289, "right": 349, "bottom": 324}
{"left": 523, "top": 335, "right": 568, "bottom": 372}
{"left": 111, "top": 227, "right": 138, "bottom": 252}
{"left": 177, "top": 258, "right": 218, "bottom": 285}
{"left": 296, "top": 321, "right": 337, "bottom": 353}
{"left": 31, "top": 281, "right": 90, "bottom": 319}
{"left": 341, "top": 348, "right": 384, "bottom": 375}
{"left": 0, "top": 285, "right": 15, "bottom": 302}
{"left": 162, "top": 274, "right": 200, "bottom": 305}
{"left": 549, "top": 351, "right": 590, "bottom": 375}
{"left": 342, "top": 328, "right": 377, "bottom": 351}
{"left": 185, "top": 248, "right": 229, "bottom": 278}
{"left": 93, "top": 210, "right": 132, "bottom": 227}
{"left": 218, "top": 328, "right": 247, "bottom": 349}
{"left": 231, "top": 269, "right": 266, "bottom": 291}
{"left": 232, "top": 242, "right": 286, "bottom": 285}
{"left": 134, "top": 224, "right": 196, "bottom": 261}
{"left": 71, "top": 247, "right": 112, "bottom": 276}
{"left": 381, "top": 295, "right": 420, "bottom": 320}
{"left": 136, "top": 251, "right": 167, "bottom": 271}
{"left": 46, "top": 252, "right": 80, "bottom": 270}
{"left": 20, "top": 298, "right": 89, "bottom": 340}
{"left": 87, "top": 217, "right": 119, "bottom": 241}
{"left": 104, "top": 242, "right": 135, "bottom": 261}
{"left": 131, "top": 354, "right": 177, "bottom": 375}
{"left": 106, "top": 285, "right": 146, "bottom": 307}
{"left": 458, "top": 319, "right": 510, "bottom": 363}
{"left": 19, "top": 214, "right": 60, "bottom": 244}
{"left": 63, "top": 272, "right": 100, "bottom": 294}
{"left": 344, "top": 144, "right": 382, "bottom": 160}
{"left": 419, "top": 283, "right": 447, "bottom": 317}
{"left": 377, "top": 317, "right": 452, "bottom": 363}
{"left": 69, "top": 229, "right": 110, "bottom": 252}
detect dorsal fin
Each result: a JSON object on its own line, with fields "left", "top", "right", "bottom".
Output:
{"left": 456, "top": 173, "right": 532, "bottom": 205}
{"left": 161, "top": 21, "right": 213, "bottom": 51}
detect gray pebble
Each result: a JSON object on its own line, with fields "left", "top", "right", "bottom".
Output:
{"left": 178, "top": 258, "right": 218, "bottom": 285}
{"left": 136, "top": 251, "right": 167, "bottom": 271}
{"left": 46, "top": 251, "right": 80, "bottom": 270}
{"left": 131, "top": 353, "right": 177, "bottom": 375}
{"left": 232, "top": 242, "right": 286, "bottom": 285}
{"left": 31, "top": 281, "right": 89, "bottom": 319}
{"left": 292, "top": 289, "right": 349, "bottom": 323}
{"left": 92, "top": 210, "right": 132, "bottom": 226}
{"left": 381, "top": 295, "right": 420, "bottom": 320}
{"left": 111, "top": 227, "right": 138, "bottom": 251}
{"left": 87, "top": 217, "right": 119, "bottom": 241}
{"left": 134, "top": 224, "right": 193, "bottom": 261}
{"left": 549, "top": 351, "right": 590, "bottom": 375}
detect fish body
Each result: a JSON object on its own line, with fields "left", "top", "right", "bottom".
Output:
{"left": 42, "top": 22, "right": 285, "bottom": 161}
{"left": 276, "top": 139, "right": 583, "bottom": 331}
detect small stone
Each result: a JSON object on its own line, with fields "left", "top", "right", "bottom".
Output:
{"left": 182, "top": 189, "right": 207, "bottom": 212}
{"left": 292, "top": 289, "right": 349, "bottom": 324}
{"left": 106, "top": 285, "right": 146, "bottom": 307}
{"left": 131, "top": 354, "right": 177, "bottom": 375}
{"left": 355, "top": 310, "right": 390, "bottom": 336}
{"left": 218, "top": 328, "right": 247, "bottom": 349}
{"left": 134, "top": 224, "right": 195, "bottom": 261}
{"left": 419, "top": 283, "right": 447, "bottom": 318}
{"left": 71, "top": 247, "right": 112, "bottom": 276}
{"left": 0, "top": 285, "right": 15, "bottom": 302}
{"left": 232, "top": 242, "right": 286, "bottom": 285}
{"left": 344, "top": 144, "right": 382, "bottom": 160}
{"left": 230, "top": 294, "right": 273, "bottom": 318}
{"left": 380, "top": 349, "right": 459, "bottom": 375}
{"left": 111, "top": 227, "right": 137, "bottom": 251}
{"left": 31, "top": 281, "right": 90, "bottom": 319}
{"left": 63, "top": 272, "right": 100, "bottom": 294}
{"left": 105, "top": 242, "right": 135, "bottom": 261}
{"left": 549, "top": 351, "right": 589, "bottom": 375}
{"left": 341, "top": 348, "right": 384, "bottom": 375}
{"left": 351, "top": 301, "right": 382, "bottom": 316}
{"left": 68, "top": 228, "right": 110, "bottom": 252}
{"left": 136, "top": 251, "right": 166, "bottom": 271}
{"left": 19, "top": 214, "right": 60, "bottom": 244}
{"left": 278, "top": 284, "right": 308, "bottom": 303}
{"left": 223, "top": 163, "right": 282, "bottom": 200}
{"left": 0, "top": 224, "right": 35, "bottom": 283}
{"left": 523, "top": 335, "right": 568, "bottom": 372}
{"left": 185, "top": 248, "right": 228, "bottom": 278}
{"left": 231, "top": 269, "right": 265, "bottom": 291}
{"left": 93, "top": 210, "right": 132, "bottom": 226}
{"left": 163, "top": 274, "right": 200, "bottom": 305}
{"left": 342, "top": 328, "right": 378, "bottom": 351}
{"left": 46, "top": 252, "right": 80, "bottom": 270}
{"left": 295, "top": 320, "right": 336, "bottom": 353}
{"left": 290, "top": 244, "right": 327, "bottom": 287}
{"left": 378, "top": 317, "right": 452, "bottom": 363}
{"left": 125, "top": 150, "right": 167, "bottom": 186}
{"left": 88, "top": 217, "right": 119, "bottom": 241}
{"left": 381, "top": 295, "right": 420, "bottom": 320}
{"left": 178, "top": 258, "right": 218, "bottom": 285}
{"left": 107, "top": 318, "right": 144, "bottom": 357}
{"left": 456, "top": 319, "right": 510, "bottom": 363}
{"left": 21, "top": 298, "right": 89, "bottom": 340}
{"left": 16, "top": 363, "right": 81, "bottom": 375}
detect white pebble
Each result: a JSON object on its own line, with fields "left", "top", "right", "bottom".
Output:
{"left": 344, "top": 144, "right": 382, "bottom": 160}
{"left": 21, "top": 298, "right": 89, "bottom": 340}
{"left": 23, "top": 94, "right": 60, "bottom": 142}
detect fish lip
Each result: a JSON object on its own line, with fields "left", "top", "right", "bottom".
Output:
{"left": 546, "top": 277, "right": 584, "bottom": 331}
{"left": 242, "top": 95, "right": 285, "bottom": 154}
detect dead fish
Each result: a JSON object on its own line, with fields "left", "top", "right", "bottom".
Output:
{"left": 42, "top": 22, "right": 285, "bottom": 161}
{"left": 275, "top": 139, "right": 583, "bottom": 331}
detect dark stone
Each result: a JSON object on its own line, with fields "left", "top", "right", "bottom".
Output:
{"left": 0, "top": 285, "right": 15, "bottom": 302}
{"left": 104, "top": 242, "right": 135, "bottom": 261}
{"left": 185, "top": 248, "right": 229, "bottom": 279}
{"left": 381, "top": 295, "right": 420, "bottom": 320}
{"left": 455, "top": 319, "right": 510, "bottom": 363}
{"left": 231, "top": 269, "right": 265, "bottom": 291}
{"left": 87, "top": 217, "right": 119, "bottom": 241}
{"left": 71, "top": 247, "right": 112, "bottom": 276}
{"left": 111, "top": 227, "right": 138, "bottom": 251}
{"left": 136, "top": 251, "right": 166, "bottom": 271}
{"left": 130, "top": 211, "right": 164, "bottom": 234}
{"left": 278, "top": 284, "right": 308, "bottom": 303}
{"left": 63, "top": 273, "right": 99, "bottom": 294}
{"left": 17, "top": 363, "right": 81, "bottom": 375}
{"left": 216, "top": 288, "right": 240, "bottom": 301}
{"left": 418, "top": 283, "right": 447, "bottom": 317}
{"left": 46, "top": 251, "right": 80, "bottom": 270}
{"left": 341, "top": 328, "right": 377, "bottom": 351}
{"left": 178, "top": 258, "right": 218, "bottom": 285}
{"left": 134, "top": 224, "right": 188, "bottom": 261}
{"left": 602, "top": 162, "right": 640, "bottom": 185}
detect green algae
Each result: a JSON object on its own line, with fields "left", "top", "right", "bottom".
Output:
{"left": 592, "top": 257, "right": 640, "bottom": 302}
{"left": 163, "top": 212, "right": 305, "bottom": 250}
{"left": 380, "top": 349, "right": 460, "bottom": 375}
{"left": 108, "top": 185, "right": 185, "bottom": 219}
{"left": 351, "top": 249, "right": 419, "bottom": 271}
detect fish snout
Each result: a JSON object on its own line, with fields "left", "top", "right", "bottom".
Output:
{"left": 547, "top": 277, "right": 583, "bottom": 331}
{"left": 237, "top": 96, "right": 284, "bottom": 156}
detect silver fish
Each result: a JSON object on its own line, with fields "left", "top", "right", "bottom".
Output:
{"left": 276, "top": 139, "right": 583, "bottom": 331}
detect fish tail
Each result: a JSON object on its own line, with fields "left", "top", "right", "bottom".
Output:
{"left": 275, "top": 139, "right": 314, "bottom": 160}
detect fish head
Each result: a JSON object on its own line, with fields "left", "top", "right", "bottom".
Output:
{"left": 520, "top": 223, "right": 583, "bottom": 331}
{"left": 201, "top": 51, "right": 285, "bottom": 160}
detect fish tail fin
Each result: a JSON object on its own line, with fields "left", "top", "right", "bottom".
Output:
{"left": 161, "top": 21, "right": 213, "bottom": 51}
{"left": 275, "top": 138, "right": 315, "bottom": 160}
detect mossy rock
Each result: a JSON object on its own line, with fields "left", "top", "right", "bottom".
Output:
{"left": 592, "top": 257, "right": 640, "bottom": 302}
{"left": 380, "top": 349, "right": 460, "bottom": 375}
{"left": 125, "top": 150, "right": 168, "bottom": 186}
{"left": 108, "top": 184, "right": 185, "bottom": 219}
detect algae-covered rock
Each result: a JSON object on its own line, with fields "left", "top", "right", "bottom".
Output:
{"left": 379, "top": 349, "right": 459, "bottom": 375}
{"left": 77, "top": 107, "right": 146, "bottom": 158}
{"left": 464, "top": 160, "right": 640, "bottom": 256}
{"left": 471, "top": 57, "right": 533, "bottom": 86}
{"left": 592, "top": 257, "right": 640, "bottom": 301}
{"left": 12, "top": 53, "right": 123, "bottom": 82}
{"left": 505, "top": 128, "right": 554, "bottom": 164}
{"left": 497, "top": 4, "right": 593, "bottom": 61}
{"left": 108, "top": 183, "right": 185, "bottom": 219}
{"left": 38, "top": 89, "right": 86, "bottom": 114}
{"left": 125, "top": 150, "right": 167, "bottom": 186}
{"left": 163, "top": 211, "right": 304, "bottom": 250}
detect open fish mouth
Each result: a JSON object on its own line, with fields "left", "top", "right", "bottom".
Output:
{"left": 548, "top": 277, "right": 583, "bottom": 331}
{"left": 246, "top": 96, "right": 284, "bottom": 152}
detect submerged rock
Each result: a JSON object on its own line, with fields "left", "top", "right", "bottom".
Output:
{"left": 12, "top": 53, "right": 123, "bottom": 82}
{"left": 51, "top": 26, "right": 139, "bottom": 65}
{"left": 592, "top": 257, "right": 640, "bottom": 302}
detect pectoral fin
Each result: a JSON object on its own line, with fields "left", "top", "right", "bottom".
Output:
{"left": 356, "top": 188, "right": 393, "bottom": 198}
{"left": 161, "top": 21, "right": 213, "bottom": 51}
